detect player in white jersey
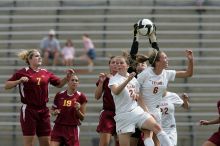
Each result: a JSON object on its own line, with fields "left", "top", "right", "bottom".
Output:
{"left": 138, "top": 66, "right": 176, "bottom": 123}
{"left": 136, "top": 49, "right": 194, "bottom": 146}
{"left": 108, "top": 55, "right": 173, "bottom": 146}
{"left": 160, "top": 92, "right": 189, "bottom": 146}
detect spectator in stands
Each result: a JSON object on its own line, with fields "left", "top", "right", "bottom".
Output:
{"left": 50, "top": 73, "right": 87, "bottom": 146}
{"left": 199, "top": 100, "right": 220, "bottom": 146}
{"left": 4, "top": 49, "right": 74, "bottom": 146}
{"left": 195, "top": 0, "right": 206, "bottom": 13}
{"left": 40, "top": 29, "right": 61, "bottom": 66}
{"left": 94, "top": 56, "right": 120, "bottom": 146}
{"left": 61, "top": 39, "right": 75, "bottom": 66}
{"left": 136, "top": 49, "right": 194, "bottom": 146}
{"left": 160, "top": 91, "right": 189, "bottom": 146}
{"left": 108, "top": 55, "right": 173, "bottom": 146}
{"left": 80, "top": 34, "right": 96, "bottom": 72}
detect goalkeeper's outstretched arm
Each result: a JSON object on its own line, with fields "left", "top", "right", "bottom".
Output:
{"left": 149, "top": 24, "right": 160, "bottom": 51}
{"left": 130, "top": 23, "right": 139, "bottom": 59}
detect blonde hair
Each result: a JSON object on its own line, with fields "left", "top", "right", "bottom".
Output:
{"left": 121, "top": 50, "right": 130, "bottom": 65}
{"left": 18, "top": 49, "right": 39, "bottom": 64}
{"left": 121, "top": 50, "right": 137, "bottom": 70}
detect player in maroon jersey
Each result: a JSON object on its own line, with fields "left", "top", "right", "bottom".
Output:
{"left": 4, "top": 49, "right": 74, "bottom": 146}
{"left": 94, "top": 56, "right": 119, "bottom": 146}
{"left": 200, "top": 100, "right": 220, "bottom": 146}
{"left": 50, "top": 74, "right": 87, "bottom": 146}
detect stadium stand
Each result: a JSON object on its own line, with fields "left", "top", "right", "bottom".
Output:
{"left": 0, "top": 0, "right": 220, "bottom": 145}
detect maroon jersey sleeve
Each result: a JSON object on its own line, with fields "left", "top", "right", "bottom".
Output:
{"left": 102, "top": 78, "right": 115, "bottom": 111}
{"left": 78, "top": 92, "right": 88, "bottom": 105}
{"left": 48, "top": 71, "right": 61, "bottom": 86}
{"left": 8, "top": 69, "right": 23, "bottom": 82}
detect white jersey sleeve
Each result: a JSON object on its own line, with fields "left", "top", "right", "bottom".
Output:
{"left": 165, "top": 70, "right": 176, "bottom": 81}
{"left": 169, "top": 92, "right": 184, "bottom": 107}
{"left": 108, "top": 73, "right": 138, "bottom": 115}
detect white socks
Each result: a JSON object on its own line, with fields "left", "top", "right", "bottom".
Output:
{"left": 156, "top": 131, "right": 173, "bottom": 146}
{"left": 144, "top": 137, "right": 155, "bottom": 146}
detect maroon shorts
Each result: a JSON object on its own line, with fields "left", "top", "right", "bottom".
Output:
{"left": 137, "top": 137, "right": 145, "bottom": 146}
{"left": 51, "top": 124, "right": 79, "bottom": 146}
{"left": 131, "top": 128, "right": 144, "bottom": 146}
{"left": 20, "top": 105, "right": 51, "bottom": 136}
{"left": 96, "top": 110, "right": 116, "bottom": 135}
{"left": 208, "top": 130, "right": 220, "bottom": 145}
{"left": 131, "top": 128, "right": 142, "bottom": 138}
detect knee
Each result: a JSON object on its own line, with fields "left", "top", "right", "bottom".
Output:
{"left": 43, "top": 52, "right": 49, "bottom": 58}
{"left": 152, "top": 123, "right": 162, "bottom": 134}
{"left": 54, "top": 52, "right": 60, "bottom": 58}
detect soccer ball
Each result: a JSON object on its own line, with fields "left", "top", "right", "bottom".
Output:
{"left": 137, "top": 18, "right": 154, "bottom": 36}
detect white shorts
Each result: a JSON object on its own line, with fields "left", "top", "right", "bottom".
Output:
{"left": 64, "top": 55, "right": 74, "bottom": 60}
{"left": 164, "top": 128, "right": 177, "bottom": 146}
{"left": 149, "top": 108, "right": 162, "bottom": 125}
{"left": 114, "top": 106, "right": 151, "bottom": 134}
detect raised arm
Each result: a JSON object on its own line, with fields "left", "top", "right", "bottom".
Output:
{"left": 5, "top": 77, "right": 29, "bottom": 90}
{"left": 176, "top": 49, "right": 194, "bottom": 78}
{"left": 56, "top": 69, "right": 75, "bottom": 88}
{"left": 110, "top": 72, "right": 136, "bottom": 95}
{"left": 149, "top": 24, "right": 159, "bottom": 51}
{"left": 130, "top": 23, "right": 139, "bottom": 59}
{"left": 181, "top": 93, "right": 189, "bottom": 109}
{"left": 200, "top": 117, "right": 220, "bottom": 126}
{"left": 94, "top": 73, "right": 106, "bottom": 100}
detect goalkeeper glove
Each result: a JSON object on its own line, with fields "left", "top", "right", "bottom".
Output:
{"left": 149, "top": 24, "right": 159, "bottom": 51}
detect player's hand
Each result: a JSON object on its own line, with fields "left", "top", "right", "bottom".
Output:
{"left": 182, "top": 93, "right": 189, "bottom": 101}
{"left": 66, "top": 69, "right": 75, "bottom": 80}
{"left": 52, "top": 109, "right": 61, "bottom": 115}
{"left": 66, "top": 69, "right": 75, "bottom": 74}
{"left": 149, "top": 30, "right": 157, "bottom": 43}
{"left": 185, "top": 49, "right": 193, "bottom": 61}
{"left": 128, "top": 72, "right": 136, "bottom": 80}
{"left": 74, "top": 102, "right": 81, "bottom": 111}
{"left": 99, "top": 73, "right": 107, "bottom": 83}
{"left": 200, "top": 120, "right": 209, "bottom": 125}
{"left": 19, "top": 77, "right": 29, "bottom": 83}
